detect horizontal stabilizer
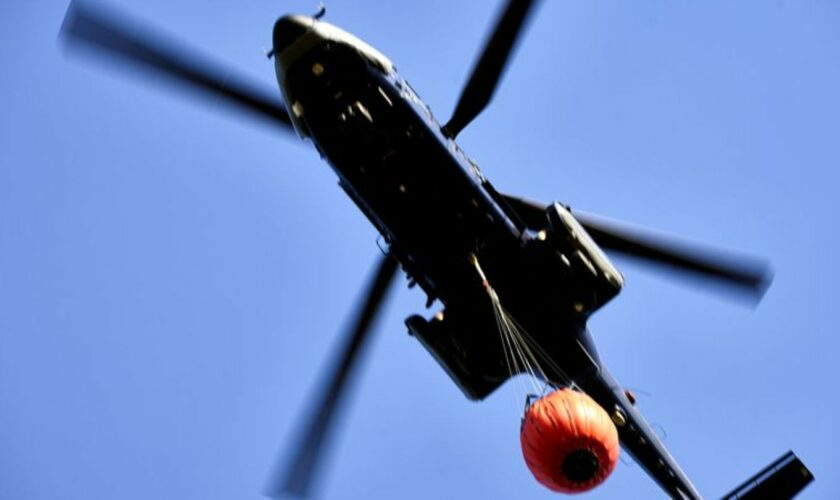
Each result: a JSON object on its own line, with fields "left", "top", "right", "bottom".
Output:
{"left": 721, "top": 451, "right": 813, "bottom": 500}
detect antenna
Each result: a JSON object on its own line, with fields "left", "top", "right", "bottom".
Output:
{"left": 314, "top": 4, "right": 326, "bottom": 20}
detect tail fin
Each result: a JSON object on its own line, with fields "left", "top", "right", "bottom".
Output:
{"left": 721, "top": 451, "right": 813, "bottom": 500}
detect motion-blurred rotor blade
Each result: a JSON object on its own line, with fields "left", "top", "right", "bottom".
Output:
{"left": 573, "top": 211, "right": 772, "bottom": 301}
{"left": 60, "top": 1, "right": 294, "bottom": 131}
{"left": 500, "top": 194, "right": 772, "bottom": 303}
{"left": 442, "top": 0, "right": 540, "bottom": 139}
{"left": 266, "top": 255, "right": 399, "bottom": 498}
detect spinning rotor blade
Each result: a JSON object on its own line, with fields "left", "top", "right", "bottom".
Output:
{"left": 501, "top": 195, "right": 772, "bottom": 302}
{"left": 573, "top": 211, "right": 772, "bottom": 300}
{"left": 443, "top": 0, "right": 540, "bottom": 139}
{"left": 60, "top": 1, "right": 294, "bottom": 131}
{"left": 267, "top": 255, "right": 399, "bottom": 498}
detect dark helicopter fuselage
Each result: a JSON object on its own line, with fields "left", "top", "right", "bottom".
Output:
{"left": 272, "top": 15, "right": 702, "bottom": 500}
{"left": 275, "top": 16, "right": 609, "bottom": 396}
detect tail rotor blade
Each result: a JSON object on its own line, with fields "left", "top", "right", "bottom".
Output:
{"left": 60, "top": 1, "right": 294, "bottom": 131}
{"left": 266, "top": 255, "right": 399, "bottom": 498}
{"left": 443, "top": 0, "right": 540, "bottom": 139}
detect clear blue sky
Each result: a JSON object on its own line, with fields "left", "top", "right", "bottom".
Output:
{"left": 2, "top": 1, "right": 839, "bottom": 499}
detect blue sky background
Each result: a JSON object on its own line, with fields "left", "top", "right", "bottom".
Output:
{"left": 2, "top": 1, "right": 839, "bottom": 499}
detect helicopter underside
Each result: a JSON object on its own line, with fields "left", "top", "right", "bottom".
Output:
{"left": 280, "top": 40, "right": 623, "bottom": 399}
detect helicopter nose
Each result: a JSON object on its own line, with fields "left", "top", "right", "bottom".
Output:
{"left": 272, "top": 15, "right": 311, "bottom": 57}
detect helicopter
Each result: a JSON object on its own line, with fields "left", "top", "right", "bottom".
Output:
{"left": 59, "top": 0, "right": 815, "bottom": 498}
